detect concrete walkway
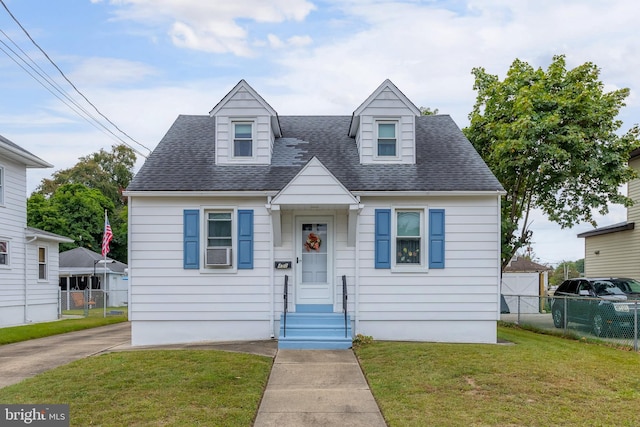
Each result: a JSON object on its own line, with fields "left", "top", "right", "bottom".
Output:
{"left": 254, "top": 349, "right": 387, "bottom": 426}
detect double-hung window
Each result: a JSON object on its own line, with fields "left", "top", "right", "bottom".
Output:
{"left": 395, "top": 211, "right": 422, "bottom": 265}
{"left": 377, "top": 121, "right": 397, "bottom": 157}
{"left": 183, "top": 209, "right": 254, "bottom": 270}
{"left": 0, "top": 240, "right": 8, "bottom": 266}
{"left": 38, "top": 246, "right": 47, "bottom": 280}
{"left": 206, "top": 212, "right": 233, "bottom": 267}
{"left": 233, "top": 122, "right": 253, "bottom": 157}
{"left": 375, "top": 208, "right": 445, "bottom": 270}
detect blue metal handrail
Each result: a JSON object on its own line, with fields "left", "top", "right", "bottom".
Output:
{"left": 283, "top": 275, "right": 289, "bottom": 337}
{"left": 342, "top": 275, "right": 348, "bottom": 338}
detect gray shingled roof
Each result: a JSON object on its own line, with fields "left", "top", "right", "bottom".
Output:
{"left": 0, "top": 134, "right": 52, "bottom": 168}
{"left": 128, "top": 114, "right": 504, "bottom": 192}
{"left": 60, "top": 247, "right": 127, "bottom": 273}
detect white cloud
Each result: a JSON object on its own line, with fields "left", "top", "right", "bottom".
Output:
{"left": 103, "top": 0, "right": 316, "bottom": 55}
{"left": 267, "top": 34, "right": 313, "bottom": 50}
{"left": 69, "top": 58, "right": 158, "bottom": 85}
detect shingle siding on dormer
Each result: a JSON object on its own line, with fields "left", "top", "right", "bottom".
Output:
{"left": 214, "top": 115, "right": 273, "bottom": 164}
{"left": 350, "top": 83, "right": 420, "bottom": 165}
{"left": 358, "top": 114, "right": 416, "bottom": 164}
{"left": 212, "top": 82, "right": 277, "bottom": 165}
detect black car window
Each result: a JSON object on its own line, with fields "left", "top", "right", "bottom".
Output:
{"left": 558, "top": 280, "right": 578, "bottom": 294}
{"left": 578, "top": 281, "right": 594, "bottom": 295}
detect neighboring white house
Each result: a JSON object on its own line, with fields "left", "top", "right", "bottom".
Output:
{"left": 59, "top": 247, "right": 128, "bottom": 308}
{"left": 125, "top": 80, "right": 505, "bottom": 348}
{"left": 502, "top": 256, "right": 552, "bottom": 314}
{"left": 0, "top": 135, "right": 73, "bottom": 327}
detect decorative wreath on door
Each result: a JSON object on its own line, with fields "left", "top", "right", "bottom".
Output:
{"left": 304, "top": 232, "right": 322, "bottom": 251}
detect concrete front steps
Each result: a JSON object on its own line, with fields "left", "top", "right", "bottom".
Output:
{"left": 278, "top": 312, "right": 352, "bottom": 350}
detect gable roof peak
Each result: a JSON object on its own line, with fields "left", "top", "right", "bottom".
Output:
{"left": 209, "top": 79, "right": 281, "bottom": 137}
{"left": 348, "top": 79, "right": 421, "bottom": 136}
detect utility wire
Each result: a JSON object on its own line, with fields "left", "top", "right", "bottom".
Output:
{"left": 0, "top": 0, "right": 152, "bottom": 156}
{"left": 0, "top": 42, "right": 148, "bottom": 155}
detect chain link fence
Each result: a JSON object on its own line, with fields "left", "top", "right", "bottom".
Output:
{"left": 501, "top": 294, "right": 640, "bottom": 351}
{"left": 60, "top": 289, "right": 128, "bottom": 317}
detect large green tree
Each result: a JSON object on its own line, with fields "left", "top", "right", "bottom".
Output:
{"left": 28, "top": 144, "right": 135, "bottom": 262}
{"left": 465, "top": 55, "right": 640, "bottom": 270}
{"left": 28, "top": 184, "right": 116, "bottom": 255}
{"left": 35, "top": 144, "right": 135, "bottom": 208}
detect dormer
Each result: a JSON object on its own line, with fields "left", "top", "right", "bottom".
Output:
{"left": 209, "top": 80, "right": 282, "bottom": 165}
{"left": 348, "top": 79, "right": 421, "bottom": 164}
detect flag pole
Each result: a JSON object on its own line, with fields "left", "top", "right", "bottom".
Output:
{"left": 103, "top": 209, "right": 107, "bottom": 318}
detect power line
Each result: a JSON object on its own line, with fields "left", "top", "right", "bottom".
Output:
{"left": 0, "top": 0, "right": 152, "bottom": 157}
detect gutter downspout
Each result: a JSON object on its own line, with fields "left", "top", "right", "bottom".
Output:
{"left": 496, "top": 192, "right": 502, "bottom": 325}
{"left": 24, "top": 235, "right": 37, "bottom": 323}
{"left": 267, "top": 197, "right": 275, "bottom": 338}
{"left": 355, "top": 201, "right": 361, "bottom": 335}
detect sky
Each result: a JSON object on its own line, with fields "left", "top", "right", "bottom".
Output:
{"left": 1, "top": 0, "right": 638, "bottom": 266}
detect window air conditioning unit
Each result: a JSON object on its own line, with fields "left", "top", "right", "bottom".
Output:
{"left": 206, "top": 247, "right": 232, "bottom": 267}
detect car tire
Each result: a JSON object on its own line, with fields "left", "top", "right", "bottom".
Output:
{"left": 592, "top": 313, "right": 605, "bottom": 337}
{"left": 552, "top": 307, "right": 563, "bottom": 328}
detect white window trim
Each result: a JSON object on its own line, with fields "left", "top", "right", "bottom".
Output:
{"left": 374, "top": 119, "right": 400, "bottom": 160}
{"left": 202, "top": 206, "right": 238, "bottom": 273}
{"left": 0, "top": 238, "right": 9, "bottom": 268}
{"left": 230, "top": 119, "right": 256, "bottom": 160}
{"left": 391, "top": 207, "right": 427, "bottom": 272}
{"left": 38, "top": 246, "right": 48, "bottom": 281}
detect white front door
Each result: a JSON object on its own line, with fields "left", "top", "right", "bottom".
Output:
{"left": 296, "top": 217, "right": 333, "bottom": 307}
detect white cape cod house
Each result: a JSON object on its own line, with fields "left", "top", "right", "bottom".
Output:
{"left": 125, "top": 80, "right": 505, "bottom": 348}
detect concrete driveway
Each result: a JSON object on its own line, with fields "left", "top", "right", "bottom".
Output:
{"left": 0, "top": 322, "right": 131, "bottom": 388}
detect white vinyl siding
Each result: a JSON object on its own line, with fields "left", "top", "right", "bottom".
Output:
{"left": 128, "top": 196, "right": 272, "bottom": 344}
{"left": 354, "top": 85, "right": 418, "bottom": 165}
{"left": 0, "top": 158, "right": 61, "bottom": 326}
{"left": 213, "top": 83, "right": 276, "bottom": 165}
{"left": 128, "top": 193, "right": 501, "bottom": 345}
{"left": 0, "top": 165, "right": 4, "bottom": 205}
{"left": 356, "top": 195, "right": 501, "bottom": 343}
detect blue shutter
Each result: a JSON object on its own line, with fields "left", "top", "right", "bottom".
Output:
{"left": 429, "top": 209, "right": 445, "bottom": 269}
{"left": 183, "top": 209, "right": 200, "bottom": 269}
{"left": 237, "top": 210, "right": 254, "bottom": 269}
{"left": 375, "top": 209, "right": 391, "bottom": 269}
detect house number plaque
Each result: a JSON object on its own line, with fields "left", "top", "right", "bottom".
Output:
{"left": 274, "top": 261, "right": 292, "bottom": 269}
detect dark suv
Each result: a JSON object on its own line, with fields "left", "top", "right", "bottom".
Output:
{"left": 551, "top": 278, "right": 640, "bottom": 337}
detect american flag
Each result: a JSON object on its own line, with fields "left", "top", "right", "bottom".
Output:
{"left": 102, "top": 215, "right": 113, "bottom": 256}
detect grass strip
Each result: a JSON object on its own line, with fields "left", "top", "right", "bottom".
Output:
{"left": 355, "top": 325, "right": 640, "bottom": 427}
{"left": 0, "top": 309, "right": 127, "bottom": 345}
{"left": 0, "top": 350, "right": 272, "bottom": 426}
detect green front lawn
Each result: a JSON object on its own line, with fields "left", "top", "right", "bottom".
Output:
{"left": 355, "top": 325, "right": 640, "bottom": 426}
{"left": 0, "top": 350, "right": 272, "bottom": 426}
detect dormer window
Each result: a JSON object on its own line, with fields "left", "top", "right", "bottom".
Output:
{"left": 233, "top": 121, "right": 253, "bottom": 157}
{"left": 376, "top": 121, "right": 398, "bottom": 157}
